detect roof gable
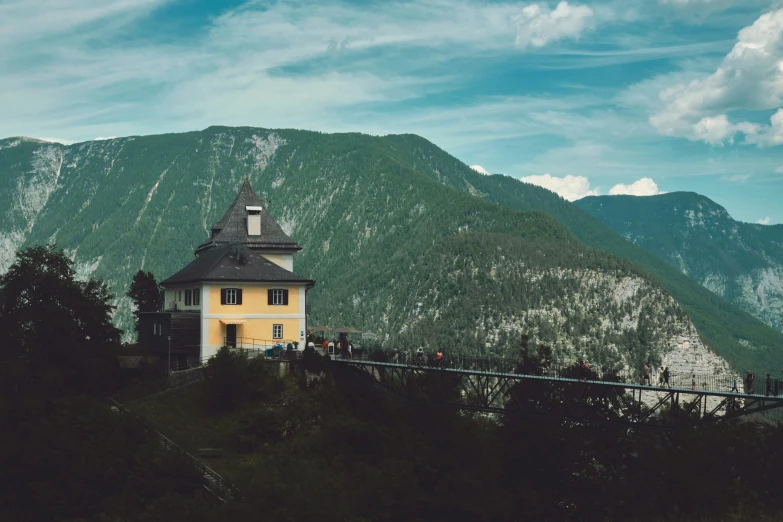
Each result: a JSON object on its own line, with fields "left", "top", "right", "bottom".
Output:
{"left": 195, "top": 179, "right": 301, "bottom": 254}
{"left": 161, "top": 245, "right": 314, "bottom": 285}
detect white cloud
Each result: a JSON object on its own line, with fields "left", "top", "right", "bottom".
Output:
{"left": 658, "top": 0, "right": 734, "bottom": 15}
{"left": 470, "top": 165, "right": 490, "bottom": 175}
{"left": 94, "top": 136, "right": 117, "bottom": 141}
{"left": 513, "top": 2, "right": 596, "bottom": 49}
{"left": 692, "top": 114, "right": 735, "bottom": 145}
{"left": 0, "top": 0, "right": 619, "bottom": 141}
{"left": 519, "top": 173, "right": 598, "bottom": 200}
{"left": 757, "top": 217, "right": 771, "bottom": 225}
{"left": 722, "top": 173, "right": 752, "bottom": 182}
{"left": 0, "top": 0, "right": 167, "bottom": 47}
{"left": 35, "top": 137, "right": 75, "bottom": 145}
{"left": 743, "top": 109, "right": 783, "bottom": 147}
{"left": 649, "top": 9, "right": 783, "bottom": 146}
{"left": 660, "top": 0, "right": 729, "bottom": 4}
{"left": 608, "top": 177, "right": 663, "bottom": 196}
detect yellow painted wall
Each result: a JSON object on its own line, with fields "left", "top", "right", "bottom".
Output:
{"left": 261, "top": 254, "right": 293, "bottom": 270}
{"left": 208, "top": 318, "right": 301, "bottom": 346}
{"left": 208, "top": 285, "right": 300, "bottom": 314}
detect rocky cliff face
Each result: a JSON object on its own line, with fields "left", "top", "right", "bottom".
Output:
{"left": 0, "top": 129, "right": 741, "bottom": 380}
{"left": 576, "top": 193, "right": 783, "bottom": 334}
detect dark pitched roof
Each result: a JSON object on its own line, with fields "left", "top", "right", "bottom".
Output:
{"left": 161, "top": 245, "right": 314, "bottom": 286}
{"left": 195, "top": 179, "right": 301, "bottom": 255}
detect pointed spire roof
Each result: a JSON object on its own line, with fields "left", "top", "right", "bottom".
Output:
{"left": 194, "top": 179, "right": 301, "bottom": 255}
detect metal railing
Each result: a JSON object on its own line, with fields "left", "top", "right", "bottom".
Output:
{"left": 232, "top": 337, "right": 299, "bottom": 351}
{"left": 108, "top": 398, "right": 243, "bottom": 503}
{"left": 170, "top": 356, "right": 212, "bottom": 372}
{"left": 342, "top": 347, "right": 783, "bottom": 397}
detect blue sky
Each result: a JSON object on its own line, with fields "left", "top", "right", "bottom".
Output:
{"left": 1, "top": 0, "right": 782, "bottom": 224}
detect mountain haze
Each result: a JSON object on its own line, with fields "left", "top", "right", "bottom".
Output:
{"left": 0, "top": 128, "right": 778, "bottom": 375}
{"left": 576, "top": 192, "right": 783, "bottom": 334}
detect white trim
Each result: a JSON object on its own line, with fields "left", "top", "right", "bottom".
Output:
{"left": 298, "top": 286, "right": 306, "bottom": 342}
{"left": 272, "top": 323, "right": 283, "bottom": 339}
{"left": 207, "top": 280, "right": 309, "bottom": 287}
{"left": 202, "top": 343, "right": 222, "bottom": 360}
{"left": 162, "top": 277, "right": 306, "bottom": 288}
{"left": 203, "top": 313, "right": 306, "bottom": 319}
{"left": 245, "top": 205, "right": 264, "bottom": 211}
{"left": 202, "top": 285, "right": 210, "bottom": 315}
{"left": 200, "top": 285, "right": 210, "bottom": 360}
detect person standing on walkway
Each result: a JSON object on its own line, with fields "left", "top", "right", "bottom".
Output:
{"left": 663, "top": 367, "right": 671, "bottom": 389}
{"left": 435, "top": 349, "right": 444, "bottom": 368}
{"left": 746, "top": 371, "right": 755, "bottom": 395}
{"left": 731, "top": 376, "right": 739, "bottom": 393}
{"left": 658, "top": 367, "right": 665, "bottom": 388}
{"left": 347, "top": 342, "right": 353, "bottom": 360}
{"left": 581, "top": 360, "right": 590, "bottom": 382}
{"left": 643, "top": 364, "right": 651, "bottom": 385}
{"left": 691, "top": 373, "right": 696, "bottom": 391}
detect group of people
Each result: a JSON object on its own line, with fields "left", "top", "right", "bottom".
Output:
{"left": 415, "top": 348, "right": 445, "bottom": 367}
{"left": 732, "top": 371, "right": 776, "bottom": 396}
{"left": 641, "top": 364, "right": 779, "bottom": 395}
{"left": 642, "top": 364, "right": 674, "bottom": 388}
{"left": 306, "top": 338, "right": 354, "bottom": 358}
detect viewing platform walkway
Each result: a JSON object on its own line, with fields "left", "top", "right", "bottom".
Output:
{"left": 332, "top": 353, "right": 783, "bottom": 428}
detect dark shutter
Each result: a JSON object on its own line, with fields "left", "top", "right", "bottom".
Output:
{"left": 185, "top": 289, "right": 191, "bottom": 306}
{"left": 236, "top": 289, "right": 242, "bottom": 305}
{"left": 220, "top": 288, "right": 227, "bottom": 305}
{"left": 283, "top": 289, "right": 289, "bottom": 305}
{"left": 193, "top": 288, "right": 200, "bottom": 306}
{"left": 268, "top": 289, "right": 273, "bottom": 305}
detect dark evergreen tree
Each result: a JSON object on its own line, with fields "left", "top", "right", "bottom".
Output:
{"left": 127, "top": 269, "right": 163, "bottom": 332}
{"left": 0, "top": 244, "right": 121, "bottom": 395}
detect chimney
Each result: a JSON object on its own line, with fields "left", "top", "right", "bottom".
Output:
{"left": 246, "top": 206, "right": 262, "bottom": 236}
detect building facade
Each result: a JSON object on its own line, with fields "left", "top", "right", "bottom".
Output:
{"left": 143, "top": 179, "right": 314, "bottom": 364}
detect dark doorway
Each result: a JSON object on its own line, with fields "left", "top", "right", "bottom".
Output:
{"left": 226, "top": 324, "right": 237, "bottom": 348}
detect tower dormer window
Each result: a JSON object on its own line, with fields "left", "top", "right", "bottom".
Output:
{"left": 246, "top": 206, "right": 262, "bottom": 236}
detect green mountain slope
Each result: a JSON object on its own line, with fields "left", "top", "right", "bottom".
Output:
{"left": 375, "top": 134, "right": 783, "bottom": 372}
{"left": 575, "top": 192, "right": 783, "bottom": 333}
{"left": 0, "top": 128, "right": 775, "bottom": 374}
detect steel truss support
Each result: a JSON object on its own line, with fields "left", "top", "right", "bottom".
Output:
{"left": 337, "top": 360, "right": 783, "bottom": 429}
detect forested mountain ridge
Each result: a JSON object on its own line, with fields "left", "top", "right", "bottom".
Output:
{"left": 0, "top": 128, "right": 776, "bottom": 374}
{"left": 576, "top": 193, "right": 783, "bottom": 334}
{"left": 372, "top": 134, "right": 783, "bottom": 372}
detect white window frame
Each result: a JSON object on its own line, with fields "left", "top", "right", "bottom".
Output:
{"left": 273, "top": 324, "right": 283, "bottom": 339}
{"left": 271, "top": 289, "right": 285, "bottom": 305}
{"left": 225, "top": 288, "right": 238, "bottom": 305}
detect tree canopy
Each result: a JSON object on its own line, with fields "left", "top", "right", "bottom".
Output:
{"left": 127, "top": 270, "right": 162, "bottom": 333}
{"left": 0, "top": 244, "right": 121, "bottom": 395}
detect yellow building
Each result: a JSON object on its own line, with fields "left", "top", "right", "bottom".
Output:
{"left": 151, "top": 179, "right": 314, "bottom": 363}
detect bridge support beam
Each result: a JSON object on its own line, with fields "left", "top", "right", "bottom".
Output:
{"left": 334, "top": 360, "right": 783, "bottom": 428}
